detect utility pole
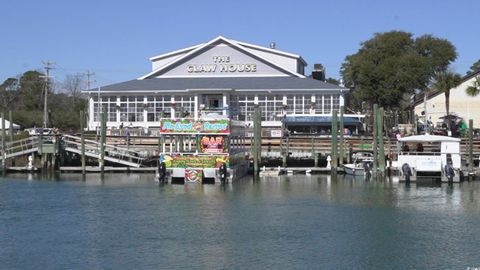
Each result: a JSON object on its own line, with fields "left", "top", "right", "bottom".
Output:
{"left": 41, "top": 61, "right": 55, "bottom": 128}
{"left": 84, "top": 71, "right": 95, "bottom": 132}
{"left": 85, "top": 70, "right": 96, "bottom": 91}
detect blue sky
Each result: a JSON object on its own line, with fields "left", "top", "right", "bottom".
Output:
{"left": 1, "top": 0, "right": 478, "bottom": 87}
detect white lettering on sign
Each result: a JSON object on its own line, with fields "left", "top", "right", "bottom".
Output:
{"left": 186, "top": 56, "right": 257, "bottom": 73}
{"left": 186, "top": 64, "right": 217, "bottom": 73}
{"left": 212, "top": 56, "right": 230, "bottom": 63}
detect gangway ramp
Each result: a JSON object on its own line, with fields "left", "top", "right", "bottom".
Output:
{"left": 0, "top": 137, "right": 39, "bottom": 159}
{"left": 63, "top": 135, "right": 145, "bottom": 168}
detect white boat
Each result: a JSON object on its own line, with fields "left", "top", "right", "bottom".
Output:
{"left": 343, "top": 151, "right": 373, "bottom": 177}
{"left": 396, "top": 134, "right": 461, "bottom": 182}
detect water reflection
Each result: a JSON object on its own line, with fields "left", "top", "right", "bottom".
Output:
{"left": 1, "top": 173, "right": 480, "bottom": 269}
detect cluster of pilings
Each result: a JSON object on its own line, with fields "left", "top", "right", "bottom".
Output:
{"left": 329, "top": 105, "right": 386, "bottom": 176}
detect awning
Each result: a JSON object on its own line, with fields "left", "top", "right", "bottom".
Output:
{"left": 285, "top": 115, "right": 363, "bottom": 126}
{"left": 398, "top": 134, "right": 461, "bottom": 142}
{"left": 0, "top": 118, "right": 21, "bottom": 130}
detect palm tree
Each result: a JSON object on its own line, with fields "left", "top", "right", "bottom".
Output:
{"left": 432, "top": 71, "right": 462, "bottom": 116}
{"left": 466, "top": 76, "right": 480, "bottom": 97}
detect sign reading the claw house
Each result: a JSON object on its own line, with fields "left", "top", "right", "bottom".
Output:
{"left": 160, "top": 119, "right": 230, "bottom": 134}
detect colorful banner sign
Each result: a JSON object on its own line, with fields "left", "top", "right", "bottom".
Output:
{"left": 162, "top": 154, "right": 229, "bottom": 168}
{"left": 185, "top": 169, "right": 202, "bottom": 183}
{"left": 199, "top": 136, "right": 226, "bottom": 154}
{"left": 160, "top": 119, "right": 229, "bottom": 134}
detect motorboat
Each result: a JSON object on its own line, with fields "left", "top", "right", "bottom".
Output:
{"left": 343, "top": 151, "right": 373, "bottom": 177}
{"left": 396, "top": 134, "right": 461, "bottom": 182}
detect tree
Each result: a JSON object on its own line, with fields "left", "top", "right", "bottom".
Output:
{"left": 0, "top": 77, "right": 20, "bottom": 111}
{"left": 466, "top": 76, "right": 480, "bottom": 97}
{"left": 467, "top": 59, "right": 480, "bottom": 76}
{"left": 18, "top": 70, "right": 46, "bottom": 110}
{"left": 325, "top": 77, "right": 340, "bottom": 85}
{"left": 341, "top": 31, "right": 457, "bottom": 111}
{"left": 432, "top": 71, "right": 462, "bottom": 115}
{"left": 61, "top": 73, "right": 85, "bottom": 107}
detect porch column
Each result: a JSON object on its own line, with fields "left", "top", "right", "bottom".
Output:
{"left": 194, "top": 95, "right": 199, "bottom": 120}
{"left": 222, "top": 94, "right": 228, "bottom": 116}
{"left": 170, "top": 96, "right": 175, "bottom": 119}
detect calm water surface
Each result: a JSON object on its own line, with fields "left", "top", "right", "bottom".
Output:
{"left": 1, "top": 173, "right": 480, "bottom": 269}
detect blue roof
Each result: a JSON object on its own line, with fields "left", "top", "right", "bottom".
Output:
{"left": 285, "top": 115, "right": 362, "bottom": 126}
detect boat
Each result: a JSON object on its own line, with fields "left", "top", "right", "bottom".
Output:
{"left": 396, "top": 134, "right": 461, "bottom": 182}
{"left": 343, "top": 151, "right": 373, "bottom": 177}
{"left": 156, "top": 114, "right": 248, "bottom": 184}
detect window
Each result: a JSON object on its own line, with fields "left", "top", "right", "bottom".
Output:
{"left": 93, "top": 95, "right": 117, "bottom": 122}
{"left": 174, "top": 96, "right": 194, "bottom": 117}
{"left": 324, "top": 95, "right": 332, "bottom": 114}
{"left": 155, "top": 95, "right": 171, "bottom": 120}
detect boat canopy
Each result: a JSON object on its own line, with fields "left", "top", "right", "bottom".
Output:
{"left": 398, "top": 134, "right": 461, "bottom": 143}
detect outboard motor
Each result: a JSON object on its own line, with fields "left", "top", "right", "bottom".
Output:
{"left": 402, "top": 163, "right": 412, "bottom": 184}
{"left": 364, "top": 162, "right": 372, "bottom": 180}
{"left": 158, "top": 162, "right": 167, "bottom": 183}
{"left": 445, "top": 162, "right": 455, "bottom": 184}
{"left": 219, "top": 163, "right": 228, "bottom": 183}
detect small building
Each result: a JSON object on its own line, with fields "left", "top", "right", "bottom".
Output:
{"left": 84, "top": 36, "right": 357, "bottom": 135}
{"left": 414, "top": 70, "right": 480, "bottom": 128}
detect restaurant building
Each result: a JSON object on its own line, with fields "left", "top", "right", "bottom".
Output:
{"left": 84, "top": 36, "right": 360, "bottom": 135}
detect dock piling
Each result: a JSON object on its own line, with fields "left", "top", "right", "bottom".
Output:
{"left": 378, "top": 107, "right": 385, "bottom": 175}
{"left": 1, "top": 112, "right": 6, "bottom": 172}
{"left": 253, "top": 104, "right": 261, "bottom": 175}
{"left": 331, "top": 110, "right": 338, "bottom": 171}
{"left": 339, "top": 106, "right": 345, "bottom": 166}
{"left": 373, "top": 104, "right": 378, "bottom": 175}
{"left": 469, "top": 119, "right": 474, "bottom": 177}
{"left": 100, "top": 110, "right": 106, "bottom": 174}
{"left": 9, "top": 111, "right": 14, "bottom": 167}
{"left": 80, "top": 110, "right": 86, "bottom": 175}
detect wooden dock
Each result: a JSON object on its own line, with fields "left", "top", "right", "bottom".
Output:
{"left": 59, "top": 166, "right": 157, "bottom": 173}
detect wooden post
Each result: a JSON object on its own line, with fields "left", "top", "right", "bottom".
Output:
{"left": 372, "top": 104, "right": 378, "bottom": 175}
{"left": 39, "top": 133, "right": 45, "bottom": 168}
{"left": 469, "top": 119, "right": 474, "bottom": 175}
{"left": 331, "top": 110, "right": 338, "bottom": 171}
{"left": 378, "top": 107, "right": 385, "bottom": 175}
{"left": 1, "top": 112, "right": 6, "bottom": 172}
{"left": 253, "top": 104, "right": 261, "bottom": 175}
{"left": 312, "top": 136, "right": 318, "bottom": 167}
{"left": 100, "top": 110, "right": 106, "bottom": 173}
{"left": 80, "top": 110, "right": 86, "bottom": 175}
{"left": 8, "top": 110, "right": 14, "bottom": 167}
{"left": 283, "top": 136, "right": 289, "bottom": 167}
{"left": 257, "top": 106, "right": 262, "bottom": 167}
{"left": 339, "top": 106, "right": 345, "bottom": 166}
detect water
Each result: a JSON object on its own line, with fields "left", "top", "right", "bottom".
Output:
{"left": 1, "top": 174, "right": 480, "bottom": 269}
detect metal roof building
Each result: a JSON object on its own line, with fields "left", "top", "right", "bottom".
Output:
{"left": 84, "top": 36, "right": 354, "bottom": 135}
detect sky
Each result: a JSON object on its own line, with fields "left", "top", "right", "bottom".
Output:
{"left": 1, "top": 0, "right": 478, "bottom": 88}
